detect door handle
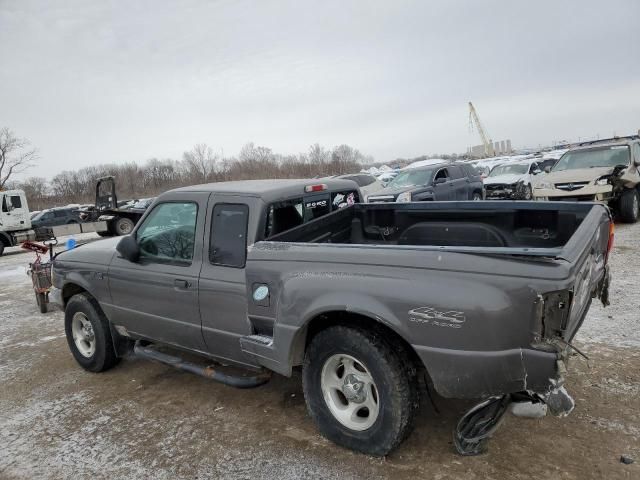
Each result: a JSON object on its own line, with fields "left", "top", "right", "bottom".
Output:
{"left": 174, "top": 279, "right": 191, "bottom": 289}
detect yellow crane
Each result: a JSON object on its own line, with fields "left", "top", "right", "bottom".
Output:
{"left": 468, "top": 102, "right": 495, "bottom": 157}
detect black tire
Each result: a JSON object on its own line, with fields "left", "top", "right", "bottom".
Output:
{"left": 36, "top": 292, "right": 48, "bottom": 314}
{"left": 619, "top": 188, "right": 639, "bottom": 223}
{"left": 0, "top": 242, "right": 5, "bottom": 257}
{"left": 302, "top": 325, "right": 419, "bottom": 456}
{"left": 524, "top": 184, "right": 533, "bottom": 200}
{"left": 472, "top": 191, "right": 483, "bottom": 201}
{"left": 64, "top": 293, "right": 119, "bottom": 372}
{"left": 97, "top": 231, "right": 112, "bottom": 237}
{"left": 114, "top": 217, "right": 135, "bottom": 236}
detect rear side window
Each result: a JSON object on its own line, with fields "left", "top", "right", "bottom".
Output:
{"left": 448, "top": 165, "right": 464, "bottom": 179}
{"left": 210, "top": 204, "right": 249, "bottom": 267}
{"left": 54, "top": 210, "right": 66, "bottom": 218}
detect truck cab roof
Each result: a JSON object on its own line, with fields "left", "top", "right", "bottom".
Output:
{"left": 170, "top": 178, "right": 360, "bottom": 203}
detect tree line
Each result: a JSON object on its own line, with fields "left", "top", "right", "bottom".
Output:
{"left": 5, "top": 143, "right": 373, "bottom": 210}
{"left": 8, "top": 141, "right": 373, "bottom": 211}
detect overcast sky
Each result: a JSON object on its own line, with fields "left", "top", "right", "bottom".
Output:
{"left": 1, "top": 0, "right": 639, "bottom": 179}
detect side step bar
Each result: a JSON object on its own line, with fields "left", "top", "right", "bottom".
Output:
{"left": 133, "top": 342, "right": 271, "bottom": 389}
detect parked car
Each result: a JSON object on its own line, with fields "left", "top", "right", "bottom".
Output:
{"left": 377, "top": 171, "right": 398, "bottom": 187}
{"left": 334, "top": 174, "right": 382, "bottom": 201}
{"left": 484, "top": 159, "right": 544, "bottom": 200}
{"left": 367, "top": 162, "right": 484, "bottom": 202}
{"left": 30, "top": 207, "right": 82, "bottom": 228}
{"left": 534, "top": 136, "right": 640, "bottom": 222}
{"left": 50, "top": 179, "right": 612, "bottom": 456}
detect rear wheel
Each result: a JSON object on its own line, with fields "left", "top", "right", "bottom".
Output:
{"left": 114, "top": 217, "right": 135, "bottom": 236}
{"left": 302, "top": 325, "right": 418, "bottom": 456}
{"left": 472, "top": 191, "right": 482, "bottom": 201}
{"left": 35, "top": 291, "right": 48, "bottom": 313}
{"left": 0, "top": 242, "right": 5, "bottom": 257}
{"left": 64, "top": 293, "right": 119, "bottom": 372}
{"left": 619, "top": 189, "right": 639, "bottom": 223}
{"left": 523, "top": 185, "right": 533, "bottom": 200}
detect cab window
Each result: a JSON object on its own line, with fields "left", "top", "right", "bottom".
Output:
{"left": 136, "top": 202, "right": 198, "bottom": 264}
{"left": 331, "top": 190, "right": 358, "bottom": 209}
{"left": 10, "top": 195, "right": 22, "bottom": 209}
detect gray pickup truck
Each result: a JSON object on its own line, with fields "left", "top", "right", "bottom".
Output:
{"left": 51, "top": 179, "right": 613, "bottom": 456}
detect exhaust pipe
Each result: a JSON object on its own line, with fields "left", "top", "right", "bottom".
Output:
{"left": 134, "top": 342, "right": 271, "bottom": 388}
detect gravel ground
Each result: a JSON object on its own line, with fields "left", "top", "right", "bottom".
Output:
{"left": 0, "top": 226, "right": 638, "bottom": 480}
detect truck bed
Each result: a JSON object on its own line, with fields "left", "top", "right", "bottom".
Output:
{"left": 246, "top": 201, "right": 611, "bottom": 398}
{"left": 265, "top": 201, "right": 605, "bottom": 259}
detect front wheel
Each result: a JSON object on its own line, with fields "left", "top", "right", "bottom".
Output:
{"left": 472, "top": 191, "right": 483, "bottom": 201}
{"left": 64, "top": 293, "right": 119, "bottom": 372}
{"left": 619, "top": 189, "right": 639, "bottom": 223}
{"left": 302, "top": 326, "right": 418, "bottom": 456}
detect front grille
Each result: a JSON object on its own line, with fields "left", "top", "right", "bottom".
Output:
{"left": 485, "top": 184, "right": 508, "bottom": 192}
{"left": 554, "top": 181, "right": 589, "bottom": 191}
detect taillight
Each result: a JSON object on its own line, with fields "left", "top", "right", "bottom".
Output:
{"left": 304, "top": 184, "right": 327, "bottom": 193}
{"left": 606, "top": 221, "right": 614, "bottom": 262}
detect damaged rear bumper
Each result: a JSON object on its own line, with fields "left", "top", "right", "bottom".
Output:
{"left": 412, "top": 345, "right": 561, "bottom": 399}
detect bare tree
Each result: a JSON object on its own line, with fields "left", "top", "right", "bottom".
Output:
{"left": 0, "top": 127, "right": 39, "bottom": 189}
{"left": 183, "top": 143, "right": 218, "bottom": 184}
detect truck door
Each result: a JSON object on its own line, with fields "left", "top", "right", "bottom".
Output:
{"left": 1, "top": 191, "right": 30, "bottom": 230}
{"left": 198, "top": 195, "right": 258, "bottom": 365}
{"left": 107, "top": 192, "right": 207, "bottom": 351}
{"left": 432, "top": 168, "right": 454, "bottom": 200}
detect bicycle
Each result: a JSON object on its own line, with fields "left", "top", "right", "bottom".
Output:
{"left": 22, "top": 238, "right": 58, "bottom": 314}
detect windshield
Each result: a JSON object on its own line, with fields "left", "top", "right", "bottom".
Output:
{"left": 553, "top": 146, "right": 630, "bottom": 171}
{"left": 489, "top": 163, "right": 528, "bottom": 176}
{"left": 387, "top": 169, "right": 433, "bottom": 188}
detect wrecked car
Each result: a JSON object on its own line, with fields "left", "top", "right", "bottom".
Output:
{"left": 50, "top": 179, "right": 613, "bottom": 456}
{"left": 534, "top": 135, "right": 640, "bottom": 222}
{"left": 483, "top": 159, "right": 543, "bottom": 200}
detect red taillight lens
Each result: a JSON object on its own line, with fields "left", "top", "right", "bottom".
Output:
{"left": 304, "top": 184, "right": 327, "bottom": 193}
{"left": 606, "top": 221, "right": 615, "bottom": 262}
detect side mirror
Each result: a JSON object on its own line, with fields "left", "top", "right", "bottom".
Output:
{"left": 116, "top": 235, "right": 140, "bottom": 262}
{"left": 434, "top": 177, "right": 447, "bottom": 185}
{"left": 544, "top": 166, "right": 552, "bottom": 173}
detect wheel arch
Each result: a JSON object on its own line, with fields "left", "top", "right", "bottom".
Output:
{"left": 289, "top": 309, "right": 427, "bottom": 379}
{"left": 61, "top": 281, "right": 133, "bottom": 358}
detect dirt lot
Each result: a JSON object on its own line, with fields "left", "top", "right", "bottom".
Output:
{"left": 1, "top": 226, "right": 638, "bottom": 480}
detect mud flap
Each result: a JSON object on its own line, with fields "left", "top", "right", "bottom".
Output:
{"left": 453, "top": 395, "right": 510, "bottom": 456}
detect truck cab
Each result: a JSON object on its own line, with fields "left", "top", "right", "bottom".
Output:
{"left": 0, "top": 189, "right": 31, "bottom": 232}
